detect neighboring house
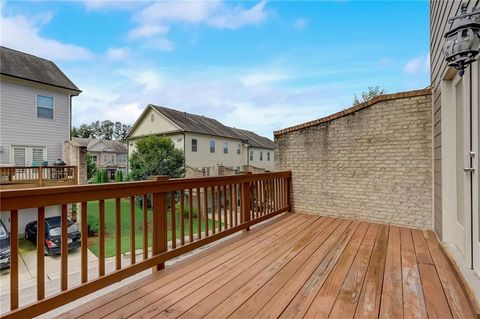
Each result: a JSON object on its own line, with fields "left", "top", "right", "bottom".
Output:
{"left": 126, "top": 105, "right": 274, "bottom": 177}
{"left": 72, "top": 138, "right": 127, "bottom": 180}
{"left": 430, "top": 0, "right": 480, "bottom": 298}
{"left": 0, "top": 46, "right": 81, "bottom": 166}
{"left": 0, "top": 46, "right": 81, "bottom": 233}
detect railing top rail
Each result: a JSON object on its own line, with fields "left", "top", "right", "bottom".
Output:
{"left": 0, "top": 166, "right": 76, "bottom": 169}
{"left": 0, "top": 171, "right": 291, "bottom": 211}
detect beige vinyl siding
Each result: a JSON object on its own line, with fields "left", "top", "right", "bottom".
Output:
{"left": 430, "top": 0, "right": 480, "bottom": 239}
{"left": 129, "top": 108, "right": 180, "bottom": 138}
{"left": 0, "top": 77, "right": 71, "bottom": 165}
{"left": 248, "top": 147, "right": 274, "bottom": 171}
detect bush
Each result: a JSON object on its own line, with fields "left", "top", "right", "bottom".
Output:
{"left": 95, "top": 169, "right": 109, "bottom": 183}
{"left": 115, "top": 170, "right": 123, "bottom": 182}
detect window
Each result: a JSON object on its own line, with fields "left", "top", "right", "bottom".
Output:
{"left": 202, "top": 167, "right": 211, "bottom": 177}
{"left": 249, "top": 150, "right": 253, "bottom": 161}
{"left": 112, "top": 155, "right": 115, "bottom": 162}
{"left": 151, "top": 114, "right": 154, "bottom": 122}
{"left": 32, "top": 147, "right": 45, "bottom": 164}
{"left": 237, "top": 144, "right": 241, "bottom": 155}
{"left": 104, "top": 155, "right": 107, "bottom": 163}
{"left": 223, "top": 142, "right": 228, "bottom": 154}
{"left": 12, "top": 146, "right": 46, "bottom": 166}
{"left": 37, "top": 95, "right": 54, "bottom": 119}
{"left": 92, "top": 155, "right": 98, "bottom": 163}
{"left": 192, "top": 139, "right": 198, "bottom": 152}
{"left": 210, "top": 140, "right": 215, "bottom": 153}
{"left": 118, "top": 154, "right": 126, "bottom": 163}
{"left": 260, "top": 151, "right": 263, "bottom": 161}
{"left": 267, "top": 152, "right": 270, "bottom": 161}
{"left": 13, "top": 147, "right": 26, "bottom": 166}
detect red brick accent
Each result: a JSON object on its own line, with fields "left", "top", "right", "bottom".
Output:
{"left": 273, "top": 88, "right": 432, "bottom": 137}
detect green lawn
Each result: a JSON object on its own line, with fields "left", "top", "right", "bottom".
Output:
{"left": 86, "top": 198, "right": 217, "bottom": 258}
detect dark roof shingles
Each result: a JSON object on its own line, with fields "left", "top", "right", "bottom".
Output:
{"left": 0, "top": 46, "right": 80, "bottom": 92}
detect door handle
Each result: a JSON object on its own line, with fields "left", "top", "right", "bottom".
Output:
{"left": 464, "top": 167, "right": 475, "bottom": 173}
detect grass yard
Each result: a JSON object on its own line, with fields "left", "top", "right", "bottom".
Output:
{"left": 86, "top": 198, "right": 218, "bottom": 258}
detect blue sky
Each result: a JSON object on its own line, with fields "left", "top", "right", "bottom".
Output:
{"left": 1, "top": 0, "right": 430, "bottom": 138}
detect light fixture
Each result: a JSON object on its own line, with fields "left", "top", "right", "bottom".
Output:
{"left": 443, "top": 3, "right": 480, "bottom": 76}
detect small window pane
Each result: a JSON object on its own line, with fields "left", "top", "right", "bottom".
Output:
{"left": 37, "top": 96, "right": 53, "bottom": 109}
{"left": 223, "top": 142, "right": 228, "bottom": 154}
{"left": 237, "top": 144, "right": 241, "bottom": 155}
{"left": 192, "top": 139, "right": 198, "bottom": 152}
{"left": 260, "top": 151, "right": 263, "bottom": 161}
{"left": 210, "top": 140, "right": 215, "bottom": 153}
{"left": 32, "top": 148, "right": 45, "bottom": 163}
{"left": 267, "top": 152, "right": 270, "bottom": 161}
{"left": 249, "top": 150, "right": 253, "bottom": 161}
{"left": 37, "top": 107, "right": 54, "bottom": 119}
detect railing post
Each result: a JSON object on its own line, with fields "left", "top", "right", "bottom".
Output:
{"left": 286, "top": 174, "right": 292, "bottom": 212}
{"left": 38, "top": 166, "right": 43, "bottom": 187}
{"left": 152, "top": 175, "right": 169, "bottom": 272}
{"left": 73, "top": 166, "right": 78, "bottom": 185}
{"left": 241, "top": 172, "right": 252, "bottom": 232}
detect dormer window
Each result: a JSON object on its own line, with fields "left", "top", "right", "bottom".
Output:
{"left": 37, "top": 95, "right": 54, "bottom": 119}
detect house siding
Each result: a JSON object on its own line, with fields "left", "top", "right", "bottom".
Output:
{"left": 275, "top": 91, "right": 432, "bottom": 229}
{"left": 430, "top": 0, "right": 480, "bottom": 239}
{"left": 0, "top": 76, "right": 71, "bottom": 165}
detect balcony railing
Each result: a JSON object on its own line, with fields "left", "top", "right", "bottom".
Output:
{"left": 0, "top": 171, "right": 291, "bottom": 318}
{"left": 0, "top": 166, "right": 77, "bottom": 189}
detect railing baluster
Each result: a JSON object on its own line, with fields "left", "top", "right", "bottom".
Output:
{"left": 180, "top": 190, "right": 185, "bottom": 246}
{"left": 81, "top": 202, "right": 88, "bottom": 282}
{"left": 37, "top": 207, "right": 45, "bottom": 300}
{"left": 223, "top": 185, "right": 227, "bottom": 229}
{"left": 142, "top": 195, "right": 148, "bottom": 260}
{"left": 203, "top": 187, "right": 209, "bottom": 237}
{"left": 99, "top": 199, "right": 105, "bottom": 276}
{"left": 130, "top": 196, "right": 136, "bottom": 265}
{"left": 189, "top": 189, "right": 193, "bottom": 243}
{"left": 115, "top": 198, "right": 121, "bottom": 271}
{"left": 217, "top": 185, "right": 222, "bottom": 231}
{"left": 61, "top": 204, "right": 68, "bottom": 291}
{"left": 10, "top": 209, "right": 18, "bottom": 310}
{"left": 229, "top": 184, "right": 233, "bottom": 229}
{"left": 196, "top": 187, "right": 201, "bottom": 240}
{"left": 211, "top": 186, "right": 216, "bottom": 234}
{"left": 171, "top": 191, "right": 176, "bottom": 249}
{"left": 234, "top": 184, "right": 238, "bottom": 226}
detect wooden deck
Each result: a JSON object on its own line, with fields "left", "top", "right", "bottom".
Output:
{"left": 58, "top": 213, "right": 479, "bottom": 319}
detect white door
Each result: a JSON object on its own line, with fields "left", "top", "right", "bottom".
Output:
{"left": 11, "top": 146, "right": 46, "bottom": 166}
{"left": 452, "top": 74, "right": 470, "bottom": 260}
{"left": 473, "top": 61, "right": 480, "bottom": 276}
{"left": 12, "top": 147, "right": 27, "bottom": 166}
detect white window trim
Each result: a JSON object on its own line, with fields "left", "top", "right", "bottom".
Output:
{"left": 36, "top": 94, "right": 55, "bottom": 120}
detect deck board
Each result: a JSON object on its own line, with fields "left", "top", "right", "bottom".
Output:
{"left": 58, "top": 213, "right": 479, "bottom": 319}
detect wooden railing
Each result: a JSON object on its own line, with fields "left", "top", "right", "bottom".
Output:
{"left": 0, "top": 166, "right": 77, "bottom": 189}
{"left": 0, "top": 171, "right": 291, "bottom": 318}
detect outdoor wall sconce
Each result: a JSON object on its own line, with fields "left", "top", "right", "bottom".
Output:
{"left": 443, "top": 3, "right": 480, "bottom": 76}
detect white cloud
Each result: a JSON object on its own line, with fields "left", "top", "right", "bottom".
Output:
{"left": 404, "top": 53, "right": 430, "bottom": 75}
{"left": 84, "top": 0, "right": 145, "bottom": 11}
{"left": 0, "top": 12, "right": 94, "bottom": 61}
{"left": 127, "top": 0, "right": 268, "bottom": 49}
{"left": 293, "top": 18, "right": 307, "bottom": 30}
{"left": 128, "top": 24, "right": 169, "bottom": 39}
{"left": 105, "top": 47, "right": 129, "bottom": 61}
{"left": 241, "top": 71, "right": 289, "bottom": 86}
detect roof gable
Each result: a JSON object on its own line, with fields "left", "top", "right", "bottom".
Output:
{"left": 0, "top": 46, "right": 80, "bottom": 93}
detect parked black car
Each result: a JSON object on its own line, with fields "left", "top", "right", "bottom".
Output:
{"left": 25, "top": 216, "right": 81, "bottom": 256}
{"left": 0, "top": 219, "right": 10, "bottom": 269}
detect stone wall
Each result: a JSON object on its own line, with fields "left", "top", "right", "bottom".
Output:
{"left": 274, "top": 89, "right": 432, "bottom": 229}
{"left": 242, "top": 165, "right": 267, "bottom": 174}
{"left": 218, "top": 165, "right": 237, "bottom": 176}
{"left": 63, "top": 140, "right": 87, "bottom": 185}
{"left": 185, "top": 166, "right": 204, "bottom": 178}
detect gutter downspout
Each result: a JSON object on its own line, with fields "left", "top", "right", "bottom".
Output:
{"left": 182, "top": 132, "right": 186, "bottom": 176}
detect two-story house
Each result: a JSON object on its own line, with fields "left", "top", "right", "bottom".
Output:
{"left": 72, "top": 138, "right": 128, "bottom": 180}
{"left": 0, "top": 46, "right": 81, "bottom": 166}
{"left": 126, "top": 105, "right": 274, "bottom": 177}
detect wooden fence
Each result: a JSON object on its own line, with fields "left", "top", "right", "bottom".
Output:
{"left": 0, "top": 171, "right": 292, "bottom": 318}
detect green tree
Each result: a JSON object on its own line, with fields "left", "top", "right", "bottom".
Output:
{"left": 95, "top": 169, "right": 109, "bottom": 183}
{"left": 129, "top": 136, "right": 185, "bottom": 181}
{"left": 115, "top": 170, "right": 123, "bottom": 182}
{"left": 353, "top": 86, "right": 386, "bottom": 105}
{"left": 86, "top": 154, "right": 96, "bottom": 180}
